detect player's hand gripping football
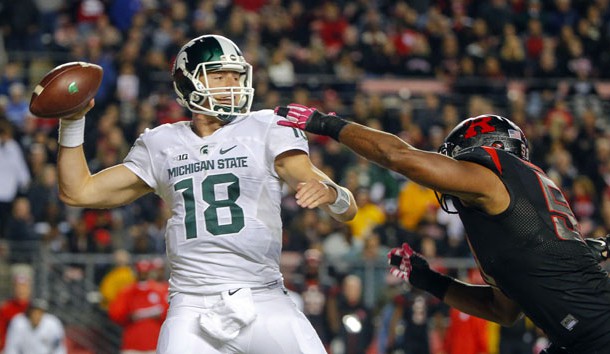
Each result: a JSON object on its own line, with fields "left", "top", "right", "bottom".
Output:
{"left": 62, "top": 98, "right": 95, "bottom": 120}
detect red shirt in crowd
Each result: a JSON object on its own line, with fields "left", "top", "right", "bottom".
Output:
{"left": 108, "top": 280, "right": 169, "bottom": 351}
{"left": 0, "top": 298, "right": 29, "bottom": 350}
{"left": 443, "top": 308, "right": 489, "bottom": 354}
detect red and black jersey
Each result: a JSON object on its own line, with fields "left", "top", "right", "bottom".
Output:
{"left": 451, "top": 147, "right": 610, "bottom": 354}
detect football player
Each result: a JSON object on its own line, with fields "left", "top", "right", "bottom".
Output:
{"left": 275, "top": 104, "right": 610, "bottom": 354}
{"left": 56, "top": 35, "right": 357, "bottom": 353}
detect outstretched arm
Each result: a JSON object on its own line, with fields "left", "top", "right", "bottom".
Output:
{"left": 57, "top": 100, "right": 153, "bottom": 208}
{"left": 275, "top": 105, "right": 509, "bottom": 214}
{"left": 389, "top": 244, "right": 522, "bottom": 326}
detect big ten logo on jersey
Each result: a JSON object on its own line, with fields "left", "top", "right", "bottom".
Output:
{"left": 174, "top": 153, "right": 188, "bottom": 161}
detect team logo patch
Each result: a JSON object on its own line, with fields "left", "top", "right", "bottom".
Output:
{"left": 464, "top": 117, "right": 496, "bottom": 138}
{"left": 560, "top": 314, "right": 578, "bottom": 331}
{"left": 200, "top": 145, "right": 209, "bottom": 155}
{"left": 173, "top": 153, "right": 188, "bottom": 161}
{"left": 219, "top": 145, "right": 237, "bottom": 155}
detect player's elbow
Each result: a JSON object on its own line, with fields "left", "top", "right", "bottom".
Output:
{"left": 59, "top": 190, "right": 87, "bottom": 207}
{"left": 59, "top": 190, "right": 77, "bottom": 206}
{"left": 495, "top": 308, "right": 523, "bottom": 327}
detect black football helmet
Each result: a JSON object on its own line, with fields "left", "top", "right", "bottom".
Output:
{"left": 436, "top": 115, "right": 529, "bottom": 213}
{"left": 438, "top": 114, "right": 529, "bottom": 161}
{"left": 172, "top": 34, "right": 254, "bottom": 123}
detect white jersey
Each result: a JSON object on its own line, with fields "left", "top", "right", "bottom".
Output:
{"left": 4, "top": 313, "right": 66, "bottom": 354}
{"left": 124, "top": 110, "right": 309, "bottom": 296}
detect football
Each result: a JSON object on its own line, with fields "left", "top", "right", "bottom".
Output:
{"left": 29, "top": 62, "right": 103, "bottom": 118}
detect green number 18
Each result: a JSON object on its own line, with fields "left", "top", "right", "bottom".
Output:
{"left": 174, "top": 173, "right": 245, "bottom": 239}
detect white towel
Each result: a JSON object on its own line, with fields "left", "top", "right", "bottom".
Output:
{"left": 199, "top": 288, "right": 257, "bottom": 342}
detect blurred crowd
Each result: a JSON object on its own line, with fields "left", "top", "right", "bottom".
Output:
{"left": 1, "top": 0, "right": 610, "bottom": 353}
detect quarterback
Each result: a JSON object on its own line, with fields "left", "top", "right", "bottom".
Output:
{"left": 56, "top": 35, "right": 356, "bottom": 353}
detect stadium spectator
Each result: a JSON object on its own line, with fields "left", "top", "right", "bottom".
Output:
{"left": 4, "top": 197, "right": 38, "bottom": 242}
{"left": 386, "top": 288, "right": 437, "bottom": 354}
{"left": 343, "top": 232, "right": 390, "bottom": 308}
{"left": 344, "top": 187, "right": 386, "bottom": 245}
{"left": 0, "top": 0, "right": 41, "bottom": 52}
{"left": 4, "top": 83, "right": 30, "bottom": 132}
{"left": 109, "top": 259, "right": 168, "bottom": 354}
{"left": 442, "top": 270, "right": 489, "bottom": 354}
{"left": 326, "top": 274, "right": 374, "bottom": 354}
{"left": 0, "top": 120, "right": 30, "bottom": 237}
{"left": 298, "top": 248, "right": 333, "bottom": 347}
{"left": 0, "top": 265, "right": 32, "bottom": 351}
{"left": 27, "top": 163, "right": 62, "bottom": 223}
{"left": 443, "top": 307, "right": 489, "bottom": 354}
{"left": 98, "top": 249, "right": 135, "bottom": 310}
{"left": 396, "top": 180, "right": 439, "bottom": 232}
{"left": 4, "top": 298, "right": 66, "bottom": 354}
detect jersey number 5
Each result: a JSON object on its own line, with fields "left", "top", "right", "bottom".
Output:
{"left": 533, "top": 170, "right": 581, "bottom": 241}
{"left": 174, "top": 173, "right": 245, "bottom": 238}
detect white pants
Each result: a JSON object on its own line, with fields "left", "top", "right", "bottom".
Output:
{"left": 156, "top": 286, "right": 327, "bottom": 354}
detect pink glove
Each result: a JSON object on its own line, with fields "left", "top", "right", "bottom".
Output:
{"left": 387, "top": 243, "right": 415, "bottom": 281}
{"left": 274, "top": 104, "right": 337, "bottom": 130}
{"left": 274, "top": 103, "right": 317, "bottom": 130}
{"left": 387, "top": 243, "right": 453, "bottom": 299}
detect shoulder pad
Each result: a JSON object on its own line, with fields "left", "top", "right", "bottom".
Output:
{"left": 454, "top": 146, "right": 504, "bottom": 175}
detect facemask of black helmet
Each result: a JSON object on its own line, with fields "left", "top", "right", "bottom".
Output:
{"left": 172, "top": 35, "right": 255, "bottom": 123}
{"left": 435, "top": 115, "right": 530, "bottom": 213}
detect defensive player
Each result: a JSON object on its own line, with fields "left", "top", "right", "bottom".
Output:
{"left": 275, "top": 104, "right": 610, "bottom": 354}
{"left": 56, "top": 35, "right": 356, "bottom": 353}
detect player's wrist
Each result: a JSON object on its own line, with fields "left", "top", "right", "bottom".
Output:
{"left": 409, "top": 255, "right": 452, "bottom": 300}
{"left": 306, "top": 111, "right": 350, "bottom": 141}
{"left": 58, "top": 116, "right": 86, "bottom": 147}
{"left": 321, "top": 181, "right": 350, "bottom": 214}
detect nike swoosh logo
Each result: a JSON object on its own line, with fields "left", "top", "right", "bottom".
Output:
{"left": 228, "top": 288, "right": 241, "bottom": 296}
{"left": 219, "top": 145, "right": 237, "bottom": 154}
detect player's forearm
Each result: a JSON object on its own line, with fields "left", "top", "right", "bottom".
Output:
{"left": 338, "top": 124, "right": 442, "bottom": 184}
{"left": 338, "top": 123, "right": 411, "bottom": 171}
{"left": 443, "top": 281, "right": 522, "bottom": 326}
{"left": 57, "top": 146, "right": 94, "bottom": 206}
